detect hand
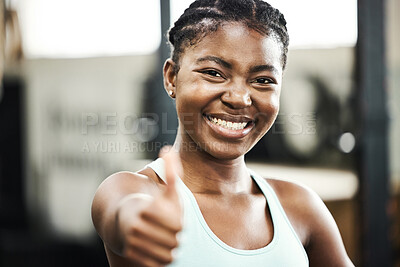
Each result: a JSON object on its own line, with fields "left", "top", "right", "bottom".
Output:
{"left": 119, "top": 147, "right": 183, "bottom": 267}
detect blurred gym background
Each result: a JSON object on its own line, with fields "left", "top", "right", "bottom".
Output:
{"left": 0, "top": 0, "right": 398, "bottom": 266}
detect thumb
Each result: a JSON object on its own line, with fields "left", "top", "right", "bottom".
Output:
{"left": 159, "top": 146, "right": 182, "bottom": 199}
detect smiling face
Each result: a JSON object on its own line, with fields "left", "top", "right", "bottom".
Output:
{"left": 164, "top": 22, "right": 283, "bottom": 160}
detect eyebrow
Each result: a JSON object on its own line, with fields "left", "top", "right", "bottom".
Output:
{"left": 249, "top": 64, "right": 279, "bottom": 75}
{"left": 196, "top": 55, "right": 279, "bottom": 75}
{"left": 196, "top": 56, "right": 232, "bottom": 69}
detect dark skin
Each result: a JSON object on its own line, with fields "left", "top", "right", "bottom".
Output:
{"left": 91, "top": 22, "right": 354, "bottom": 267}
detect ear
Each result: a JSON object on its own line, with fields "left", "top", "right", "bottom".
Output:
{"left": 163, "top": 58, "right": 177, "bottom": 99}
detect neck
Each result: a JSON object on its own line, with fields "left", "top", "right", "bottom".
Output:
{"left": 172, "top": 132, "right": 252, "bottom": 195}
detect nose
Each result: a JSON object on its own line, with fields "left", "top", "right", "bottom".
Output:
{"left": 221, "top": 84, "right": 252, "bottom": 109}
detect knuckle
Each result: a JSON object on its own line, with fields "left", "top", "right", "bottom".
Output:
{"left": 170, "top": 238, "right": 179, "bottom": 249}
{"left": 164, "top": 252, "right": 174, "bottom": 264}
{"left": 130, "top": 224, "right": 141, "bottom": 235}
{"left": 125, "top": 249, "right": 160, "bottom": 267}
{"left": 176, "top": 223, "right": 183, "bottom": 232}
{"left": 141, "top": 206, "right": 154, "bottom": 217}
{"left": 142, "top": 203, "right": 162, "bottom": 219}
{"left": 128, "top": 219, "right": 145, "bottom": 236}
{"left": 144, "top": 258, "right": 162, "bottom": 267}
{"left": 123, "top": 247, "right": 136, "bottom": 260}
{"left": 173, "top": 223, "right": 183, "bottom": 233}
{"left": 159, "top": 251, "right": 174, "bottom": 265}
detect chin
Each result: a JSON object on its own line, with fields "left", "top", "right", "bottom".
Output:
{"left": 200, "top": 141, "right": 250, "bottom": 160}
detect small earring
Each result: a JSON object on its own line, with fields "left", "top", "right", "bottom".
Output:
{"left": 168, "top": 90, "right": 175, "bottom": 97}
{"left": 245, "top": 96, "right": 252, "bottom": 105}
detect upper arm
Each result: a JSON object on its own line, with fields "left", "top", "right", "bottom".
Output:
{"left": 268, "top": 179, "right": 354, "bottom": 267}
{"left": 301, "top": 186, "right": 354, "bottom": 267}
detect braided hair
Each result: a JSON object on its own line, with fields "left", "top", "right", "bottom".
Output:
{"left": 168, "top": 0, "right": 289, "bottom": 73}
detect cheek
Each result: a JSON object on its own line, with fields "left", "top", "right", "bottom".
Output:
{"left": 269, "top": 93, "right": 280, "bottom": 114}
{"left": 257, "top": 92, "right": 280, "bottom": 116}
{"left": 175, "top": 79, "right": 219, "bottom": 113}
{"left": 174, "top": 83, "right": 205, "bottom": 127}
{"left": 253, "top": 92, "right": 280, "bottom": 135}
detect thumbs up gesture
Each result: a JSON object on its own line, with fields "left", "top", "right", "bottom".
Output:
{"left": 159, "top": 146, "right": 183, "bottom": 205}
{"left": 120, "top": 147, "right": 183, "bottom": 267}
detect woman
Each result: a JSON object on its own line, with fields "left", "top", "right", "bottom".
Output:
{"left": 91, "top": 0, "right": 354, "bottom": 266}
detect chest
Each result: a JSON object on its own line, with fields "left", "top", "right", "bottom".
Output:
{"left": 193, "top": 194, "right": 274, "bottom": 250}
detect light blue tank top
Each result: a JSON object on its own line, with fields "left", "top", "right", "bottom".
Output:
{"left": 146, "top": 159, "right": 309, "bottom": 267}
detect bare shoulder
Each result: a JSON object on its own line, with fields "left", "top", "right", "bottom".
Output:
{"left": 266, "top": 178, "right": 319, "bottom": 208}
{"left": 91, "top": 167, "right": 164, "bottom": 227}
{"left": 265, "top": 178, "right": 325, "bottom": 225}
{"left": 94, "top": 167, "right": 163, "bottom": 203}
{"left": 265, "top": 178, "right": 354, "bottom": 267}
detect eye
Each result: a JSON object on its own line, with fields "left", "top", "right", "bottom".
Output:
{"left": 202, "top": 69, "right": 223, "bottom": 78}
{"left": 254, "top": 77, "right": 274, "bottom": 84}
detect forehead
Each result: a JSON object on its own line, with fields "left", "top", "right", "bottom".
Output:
{"left": 180, "top": 22, "right": 283, "bottom": 71}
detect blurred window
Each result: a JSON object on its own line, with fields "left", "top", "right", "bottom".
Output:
{"left": 17, "top": 0, "right": 161, "bottom": 58}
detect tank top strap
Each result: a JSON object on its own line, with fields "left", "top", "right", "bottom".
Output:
{"left": 145, "top": 158, "right": 166, "bottom": 182}
{"left": 144, "top": 158, "right": 191, "bottom": 197}
{"left": 248, "top": 168, "right": 308, "bottom": 260}
{"left": 247, "top": 168, "right": 288, "bottom": 220}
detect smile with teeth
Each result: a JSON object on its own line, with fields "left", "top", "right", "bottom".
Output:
{"left": 207, "top": 115, "right": 249, "bottom": 130}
